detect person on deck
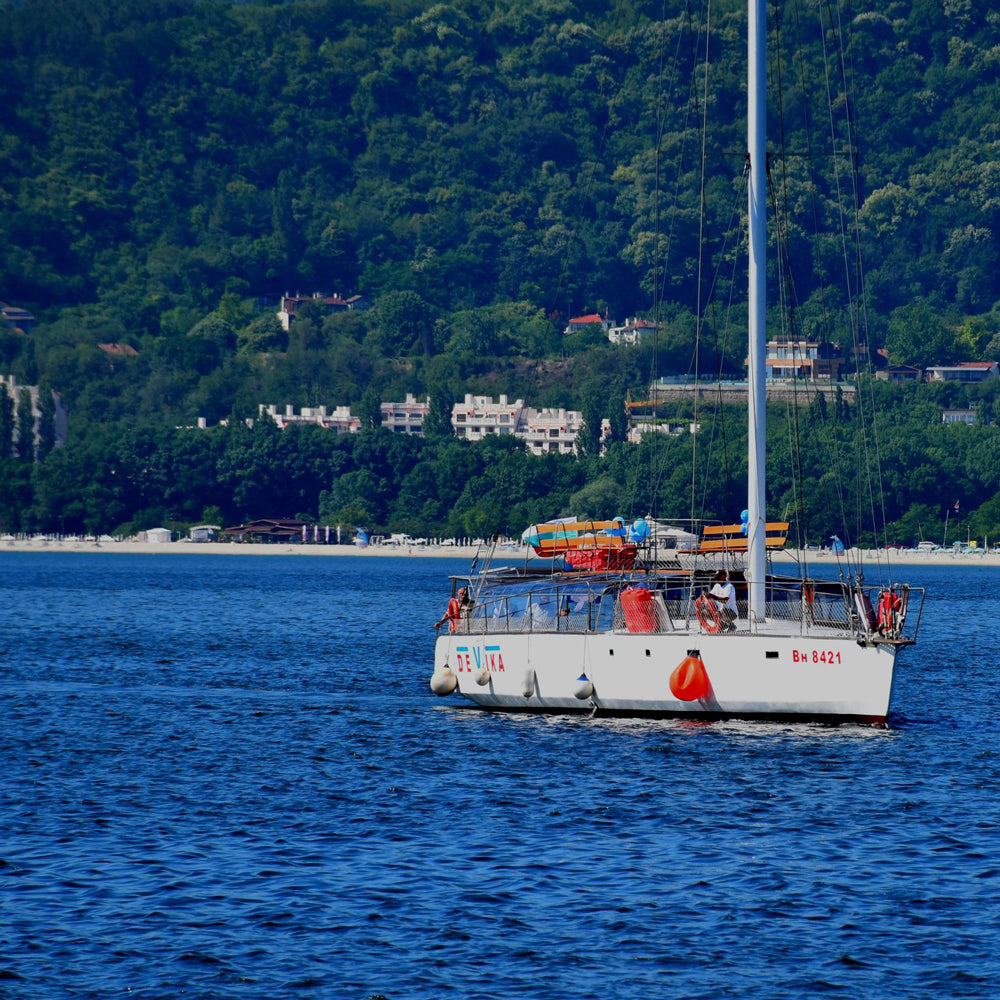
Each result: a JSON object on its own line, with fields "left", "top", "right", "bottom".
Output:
{"left": 708, "top": 570, "right": 738, "bottom": 632}
{"left": 435, "top": 587, "right": 469, "bottom": 633}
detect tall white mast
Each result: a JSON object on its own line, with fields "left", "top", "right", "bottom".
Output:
{"left": 747, "top": 0, "right": 767, "bottom": 623}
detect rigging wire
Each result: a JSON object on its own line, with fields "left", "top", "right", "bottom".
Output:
{"left": 828, "top": 0, "right": 895, "bottom": 582}
{"left": 768, "top": 0, "right": 811, "bottom": 570}
{"left": 690, "top": 0, "right": 713, "bottom": 523}
{"left": 619, "top": 0, "right": 706, "bottom": 530}
{"left": 817, "top": 0, "right": 893, "bottom": 583}
{"left": 710, "top": 0, "right": 895, "bottom": 592}
{"left": 543, "top": 0, "right": 896, "bottom": 575}
{"left": 756, "top": 0, "right": 887, "bottom": 584}
{"left": 789, "top": 0, "right": 859, "bottom": 583}
{"left": 696, "top": 169, "right": 749, "bottom": 524}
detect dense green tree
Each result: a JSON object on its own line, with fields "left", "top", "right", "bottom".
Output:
{"left": 356, "top": 387, "right": 382, "bottom": 431}
{"left": 0, "top": 458, "right": 32, "bottom": 531}
{"left": 0, "top": 388, "right": 13, "bottom": 457}
{"left": 885, "top": 300, "right": 962, "bottom": 368}
{"left": 15, "top": 389, "right": 33, "bottom": 461}
{"left": 6, "top": 0, "right": 1000, "bottom": 542}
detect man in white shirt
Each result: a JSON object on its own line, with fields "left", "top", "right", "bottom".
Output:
{"left": 708, "top": 570, "right": 738, "bottom": 632}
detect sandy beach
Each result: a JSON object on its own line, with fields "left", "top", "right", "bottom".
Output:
{"left": 0, "top": 536, "right": 491, "bottom": 559}
{"left": 2, "top": 535, "right": 995, "bottom": 566}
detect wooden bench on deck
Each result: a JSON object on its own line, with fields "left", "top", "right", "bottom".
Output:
{"left": 525, "top": 520, "right": 631, "bottom": 555}
{"left": 696, "top": 521, "right": 789, "bottom": 554}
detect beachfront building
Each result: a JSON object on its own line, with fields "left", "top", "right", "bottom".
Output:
{"left": 139, "top": 528, "right": 173, "bottom": 543}
{"left": 220, "top": 518, "right": 310, "bottom": 543}
{"left": 189, "top": 525, "right": 221, "bottom": 542}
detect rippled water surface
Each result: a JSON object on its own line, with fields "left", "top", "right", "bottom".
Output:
{"left": 2, "top": 553, "right": 999, "bottom": 998}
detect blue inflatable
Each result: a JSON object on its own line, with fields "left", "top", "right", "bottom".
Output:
{"left": 628, "top": 518, "right": 650, "bottom": 543}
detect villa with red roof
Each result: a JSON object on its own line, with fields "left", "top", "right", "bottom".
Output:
{"left": 563, "top": 312, "right": 611, "bottom": 336}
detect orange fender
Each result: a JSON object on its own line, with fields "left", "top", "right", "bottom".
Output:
{"left": 670, "top": 653, "right": 711, "bottom": 701}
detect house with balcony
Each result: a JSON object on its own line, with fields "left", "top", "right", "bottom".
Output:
{"left": 451, "top": 394, "right": 525, "bottom": 440}
{"left": 381, "top": 394, "right": 429, "bottom": 434}
{"left": 764, "top": 338, "right": 845, "bottom": 380}
{"left": 608, "top": 317, "right": 658, "bottom": 346}
{"left": 518, "top": 407, "right": 585, "bottom": 455}
{"left": 925, "top": 362, "right": 999, "bottom": 383}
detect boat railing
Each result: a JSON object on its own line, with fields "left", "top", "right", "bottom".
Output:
{"left": 447, "top": 578, "right": 924, "bottom": 642}
{"left": 454, "top": 581, "right": 616, "bottom": 635}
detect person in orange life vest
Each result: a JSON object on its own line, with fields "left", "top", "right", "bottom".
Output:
{"left": 707, "top": 570, "right": 737, "bottom": 632}
{"left": 435, "top": 587, "right": 469, "bottom": 632}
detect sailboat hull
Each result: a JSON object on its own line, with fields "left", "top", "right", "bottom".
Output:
{"left": 434, "top": 630, "right": 898, "bottom": 724}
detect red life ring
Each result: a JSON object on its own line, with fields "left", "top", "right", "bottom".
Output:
{"left": 695, "top": 594, "right": 722, "bottom": 633}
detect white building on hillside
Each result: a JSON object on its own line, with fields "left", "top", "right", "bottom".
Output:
{"left": 608, "top": 317, "right": 658, "bottom": 346}
{"left": 941, "top": 407, "right": 977, "bottom": 425}
{"left": 451, "top": 394, "right": 525, "bottom": 440}
{"left": 628, "top": 421, "right": 699, "bottom": 443}
{"left": 519, "top": 407, "right": 584, "bottom": 455}
{"left": 259, "top": 403, "right": 361, "bottom": 433}
{"left": 451, "top": 395, "right": 608, "bottom": 454}
{"left": 381, "top": 394, "right": 429, "bottom": 434}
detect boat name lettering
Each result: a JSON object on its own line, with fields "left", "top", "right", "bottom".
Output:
{"left": 792, "top": 649, "right": 842, "bottom": 665}
{"left": 454, "top": 644, "right": 506, "bottom": 673}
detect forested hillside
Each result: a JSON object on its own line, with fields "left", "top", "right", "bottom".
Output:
{"left": 2, "top": 0, "right": 1000, "bottom": 543}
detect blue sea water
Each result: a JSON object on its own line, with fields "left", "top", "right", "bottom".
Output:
{"left": 1, "top": 552, "right": 999, "bottom": 999}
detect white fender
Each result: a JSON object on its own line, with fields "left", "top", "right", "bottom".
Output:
{"left": 573, "top": 673, "right": 594, "bottom": 700}
{"left": 430, "top": 665, "right": 458, "bottom": 696}
{"left": 474, "top": 665, "right": 491, "bottom": 686}
{"left": 522, "top": 667, "right": 536, "bottom": 698}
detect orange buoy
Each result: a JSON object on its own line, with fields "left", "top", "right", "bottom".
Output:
{"left": 669, "top": 653, "right": 710, "bottom": 702}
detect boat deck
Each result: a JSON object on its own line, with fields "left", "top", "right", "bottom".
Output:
{"left": 443, "top": 574, "right": 923, "bottom": 646}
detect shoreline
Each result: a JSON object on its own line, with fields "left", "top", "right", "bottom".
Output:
{"left": 1, "top": 536, "right": 995, "bottom": 567}
{"left": 0, "top": 538, "right": 493, "bottom": 559}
